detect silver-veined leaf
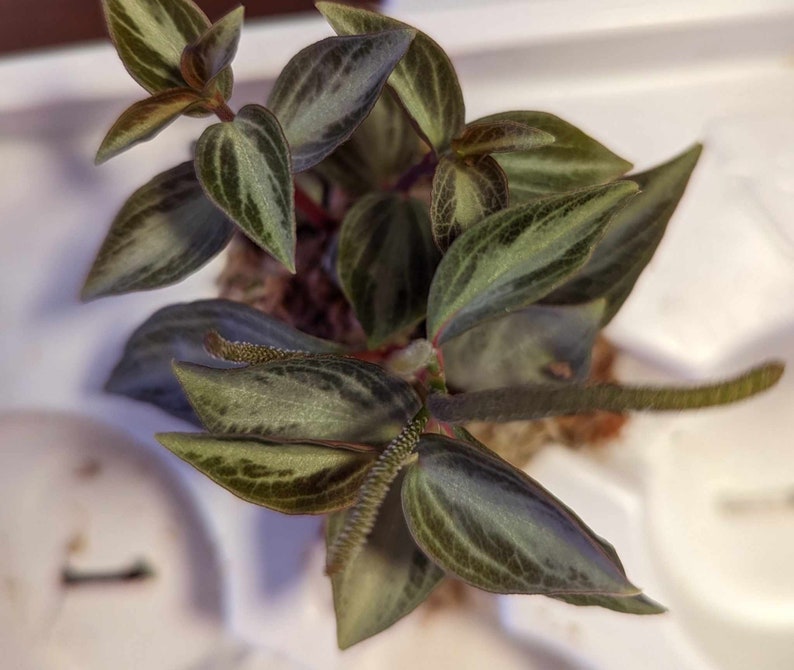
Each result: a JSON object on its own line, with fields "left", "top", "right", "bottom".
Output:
{"left": 157, "top": 432, "right": 375, "bottom": 514}
{"left": 426, "top": 181, "right": 638, "bottom": 344}
{"left": 544, "top": 143, "right": 703, "bottom": 323}
{"left": 95, "top": 88, "right": 205, "bottom": 164}
{"left": 101, "top": 0, "right": 210, "bottom": 93}
{"left": 105, "top": 299, "right": 341, "bottom": 423}
{"left": 173, "top": 356, "right": 422, "bottom": 444}
{"left": 317, "top": 2, "right": 465, "bottom": 153}
{"left": 474, "top": 111, "right": 632, "bottom": 200}
{"left": 195, "top": 104, "right": 295, "bottom": 271}
{"left": 180, "top": 6, "right": 243, "bottom": 90}
{"left": 338, "top": 193, "right": 440, "bottom": 347}
{"left": 82, "top": 162, "right": 234, "bottom": 300}
{"left": 452, "top": 120, "right": 554, "bottom": 157}
{"left": 327, "top": 471, "right": 444, "bottom": 648}
{"left": 442, "top": 301, "right": 605, "bottom": 392}
{"left": 314, "top": 90, "right": 421, "bottom": 195}
{"left": 268, "top": 31, "right": 414, "bottom": 173}
{"left": 428, "top": 362, "right": 785, "bottom": 424}
{"left": 430, "top": 154, "right": 509, "bottom": 251}
{"left": 402, "top": 435, "right": 639, "bottom": 596}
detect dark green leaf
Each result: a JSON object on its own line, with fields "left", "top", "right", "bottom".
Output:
{"left": 544, "top": 144, "right": 703, "bottom": 323}
{"left": 427, "top": 181, "right": 638, "bottom": 344}
{"left": 268, "top": 31, "right": 414, "bottom": 173}
{"left": 452, "top": 120, "right": 554, "bottom": 157}
{"left": 101, "top": 0, "right": 210, "bottom": 94}
{"left": 327, "top": 472, "right": 444, "bottom": 648}
{"left": 157, "top": 432, "right": 374, "bottom": 514}
{"left": 314, "top": 90, "right": 421, "bottom": 195}
{"left": 105, "top": 299, "right": 341, "bottom": 423}
{"left": 195, "top": 104, "right": 295, "bottom": 271}
{"left": 474, "top": 111, "right": 632, "bottom": 200}
{"left": 402, "top": 435, "right": 639, "bottom": 596}
{"left": 553, "top": 592, "right": 666, "bottom": 614}
{"left": 173, "top": 356, "right": 422, "bottom": 444}
{"left": 338, "top": 193, "right": 440, "bottom": 347}
{"left": 180, "top": 6, "right": 243, "bottom": 89}
{"left": 95, "top": 88, "right": 205, "bottom": 164}
{"left": 82, "top": 162, "right": 234, "bottom": 300}
{"left": 442, "top": 300, "right": 605, "bottom": 392}
{"left": 428, "top": 362, "right": 785, "bottom": 424}
{"left": 430, "top": 154, "right": 509, "bottom": 251}
{"left": 317, "top": 2, "right": 465, "bottom": 153}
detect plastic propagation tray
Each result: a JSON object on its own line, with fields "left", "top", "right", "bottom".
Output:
{"left": 1, "top": 1, "right": 793, "bottom": 668}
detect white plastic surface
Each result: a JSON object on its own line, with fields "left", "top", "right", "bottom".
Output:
{"left": 2, "top": 2, "right": 794, "bottom": 668}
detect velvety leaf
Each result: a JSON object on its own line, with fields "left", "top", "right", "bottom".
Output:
{"left": 544, "top": 144, "right": 703, "bottom": 323}
{"left": 101, "top": 0, "right": 210, "bottom": 93}
{"left": 268, "top": 31, "right": 413, "bottom": 173}
{"left": 173, "top": 356, "right": 422, "bottom": 444}
{"left": 426, "top": 181, "right": 638, "bottom": 344}
{"left": 430, "top": 154, "right": 509, "bottom": 251}
{"left": 157, "top": 432, "right": 374, "bottom": 514}
{"left": 317, "top": 2, "right": 465, "bottom": 153}
{"left": 402, "top": 435, "right": 639, "bottom": 596}
{"left": 195, "top": 104, "right": 295, "bottom": 271}
{"left": 428, "top": 362, "right": 785, "bottom": 424}
{"left": 452, "top": 120, "right": 554, "bottom": 157}
{"left": 181, "top": 6, "right": 243, "bottom": 89}
{"left": 95, "top": 88, "right": 205, "bottom": 164}
{"left": 105, "top": 299, "right": 341, "bottom": 423}
{"left": 553, "top": 592, "right": 666, "bottom": 614}
{"left": 82, "top": 162, "right": 234, "bottom": 299}
{"left": 327, "top": 472, "right": 444, "bottom": 648}
{"left": 442, "top": 300, "right": 605, "bottom": 392}
{"left": 314, "top": 90, "right": 421, "bottom": 195}
{"left": 337, "top": 193, "right": 440, "bottom": 347}
{"left": 474, "top": 111, "right": 632, "bottom": 200}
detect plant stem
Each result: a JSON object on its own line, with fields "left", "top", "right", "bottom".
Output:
{"left": 214, "top": 101, "right": 236, "bottom": 123}
{"left": 393, "top": 152, "right": 438, "bottom": 193}
{"left": 294, "top": 185, "right": 336, "bottom": 230}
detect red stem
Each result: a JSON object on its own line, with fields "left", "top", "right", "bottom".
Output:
{"left": 294, "top": 185, "right": 336, "bottom": 230}
{"left": 393, "top": 152, "right": 438, "bottom": 193}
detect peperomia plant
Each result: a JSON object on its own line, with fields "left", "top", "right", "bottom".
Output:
{"left": 83, "top": 0, "right": 784, "bottom": 649}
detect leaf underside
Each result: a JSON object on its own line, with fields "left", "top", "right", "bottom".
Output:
{"left": 442, "top": 300, "right": 605, "bottom": 392}
{"left": 95, "top": 88, "right": 205, "bottom": 164}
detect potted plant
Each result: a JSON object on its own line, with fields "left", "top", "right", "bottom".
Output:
{"left": 82, "top": 0, "right": 783, "bottom": 650}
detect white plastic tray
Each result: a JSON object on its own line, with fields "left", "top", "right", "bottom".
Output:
{"left": 2, "top": 2, "right": 794, "bottom": 668}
